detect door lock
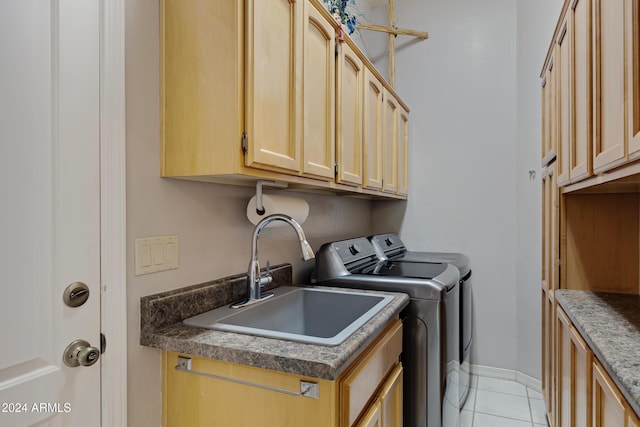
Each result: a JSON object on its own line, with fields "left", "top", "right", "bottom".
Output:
{"left": 63, "top": 282, "right": 90, "bottom": 307}
{"left": 63, "top": 339, "right": 100, "bottom": 367}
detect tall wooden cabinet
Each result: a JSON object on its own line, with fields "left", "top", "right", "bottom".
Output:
{"left": 161, "top": 0, "right": 410, "bottom": 199}
{"left": 541, "top": 1, "right": 640, "bottom": 426}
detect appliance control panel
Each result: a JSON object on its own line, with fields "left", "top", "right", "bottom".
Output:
{"left": 370, "top": 233, "right": 406, "bottom": 257}
{"left": 331, "top": 237, "right": 378, "bottom": 265}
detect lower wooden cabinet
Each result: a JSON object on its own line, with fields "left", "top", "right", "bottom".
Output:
{"left": 163, "top": 319, "right": 403, "bottom": 427}
{"left": 593, "top": 359, "right": 626, "bottom": 427}
{"left": 556, "top": 306, "right": 591, "bottom": 427}
{"left": 554, "top": 306, "right": 640, "bottom": 427}
{"left": 353, "top": 363, "right": 403, "bottom": 427}
{"left": 542, "top": 289, "right": 555, "bottom": 424}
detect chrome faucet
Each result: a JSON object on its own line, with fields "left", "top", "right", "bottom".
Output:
{"left": 232, "top": 214, "right": 314, "bottom": 308}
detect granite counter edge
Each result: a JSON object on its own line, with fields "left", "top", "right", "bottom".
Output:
{"left": 142, "top": 291, "right": 409, "bottom": 380}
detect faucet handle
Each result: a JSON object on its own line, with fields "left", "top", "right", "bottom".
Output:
{"left": 259, "top": 260, "right": 273, "bottom": 288}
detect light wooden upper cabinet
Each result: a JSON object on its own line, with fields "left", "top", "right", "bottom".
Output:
{"left": 363, "top": 66, "right": 384, "bottom": 190}
{"left": 336, "top": 39, "right": 364, "bottom": 186}
{"left": 542, "top": 55, "right": 556, "bottom": 166}
{"left": 161, "top": 0, "right": 409, "bottom": 199}
{"left": 570, "top": 0, "right": 593, "bottom": 181}
{"left": 557, "top": 20, "right": 571, "bottom": 186}
{"left": 397, "top": 106, "right": 409, "bottom": 196}
{"left": 245, "top": 0, "right": 303, "bottom": 173}
{"left": 541, "top": 163, "right": 558, "bottom": 295}
{"left": 302, "top": 0, "right": 336, "bottom": 179}
{"left": 383, "top": 90, "right": 399, "bottom": 193}
{"left": 593, "top": 0, "right": 628, "bottom": 173}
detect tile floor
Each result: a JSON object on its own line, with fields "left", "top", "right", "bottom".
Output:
{"left": 460, "top": 375, "right": 549, "bottom": 427}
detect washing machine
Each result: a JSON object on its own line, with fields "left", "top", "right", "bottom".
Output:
{"left": 313, "top": 237, "right": 460, "bottom": 427}
{"left": 369, "top": 233, "right": 473, "bottom": 408}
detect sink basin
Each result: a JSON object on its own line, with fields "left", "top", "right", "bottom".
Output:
{"left": 183, "top": 286, "right": 394, "bottom": 346}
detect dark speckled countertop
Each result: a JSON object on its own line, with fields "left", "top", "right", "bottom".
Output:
{"left": 141, "top": 264, "right": 409, "bottom": 380}
{"left": 555, "top": 290, "right": 640, "bottom": 418}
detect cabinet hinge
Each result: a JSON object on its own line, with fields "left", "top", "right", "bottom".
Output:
{"left": 335, "top": 42, "right": 339, "bottom": 57}
{"left": 100, "top": 333, "right": 106, "bottom": 354}
{"left": 242, "top": 132, "right": 248, "bottom": 154}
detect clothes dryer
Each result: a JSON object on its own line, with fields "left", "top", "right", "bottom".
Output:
{"left": 370, "top": 233, "right": 473, "bottom": 408}
{"left": 313, "top": 237, "right": 460, "bottom": 427}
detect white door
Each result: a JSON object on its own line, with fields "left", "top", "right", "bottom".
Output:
{"left": 0, "top": 1, "right": 102, "bottom": 426}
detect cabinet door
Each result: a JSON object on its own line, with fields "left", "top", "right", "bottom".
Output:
{"left": 336, "top": 40, "right": 364, "bottom": 186}
{"left": 163, "top": 352, "right": 335, "bottom": 427}
{"left": 570, "top": 0, "right": 593, "bottom": 181}
{"left": 556, "top": 306, "right": 593, "bottom": 427}
{"left": 629, "top": 410, "right": 640, "bottom": 427}
{"left": 363, "top": 67, "right": 384, "bottom": 190}
{"left": 593, "top": 360, "right": 626, "bottom": 427}
{"left": 341, "top": 320, "right": 402, "bottom": 426}
{"left": 557, "top": 306, "right": 571, "bottom": 427}
{"left": 542, "top": 58, "right": 557, "bottom": 165}
{"left": 380, "top": 365, "right": 403, "bottom": 427}
{"left": 245, "top": 0, "right": 302, "bottom": 173}
{"left": 542, "top": 291, "right": 555, "bottom": 424}
{"left": 542, "top": 75, "right": 550, "bottom": 163}
{"left": 302, "top": 0, "right": 335, "bottom": 179}
{"left": 593, "top": 0, "right": 627, "bottom": 173}
{"left": 569, "top": 317, "right": 592, "bottom": 427}
{"left": 355, "top": 400, "right": 382, "bottom": 427}
{"left": 397, "top": 106, "right": 409, "bottom": 196}
{"left": 541, "top": 163, "right": 558, "bottom": 295}
{"left": 628, "top": 0, "right": 640, "bottom": 159}
{"left": 382, "top": 90, "right": 398, "bottom": 193}
{"left": 557, "top": 19, "right": 571, "bottom": 186}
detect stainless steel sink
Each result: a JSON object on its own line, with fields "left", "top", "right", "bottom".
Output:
{"left": 183, "top": 286, "right": 394, "bottom": 346}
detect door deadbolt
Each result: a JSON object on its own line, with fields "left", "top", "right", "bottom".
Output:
{"left": 63, "top": 339, "right": 100, "bottom": 367}
{"left": 63, "top": 282, "right": 90, "bottom": 307}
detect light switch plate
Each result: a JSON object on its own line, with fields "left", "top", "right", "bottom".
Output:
{"left": 134, "top": 235, "right": 179, "bottom": 276}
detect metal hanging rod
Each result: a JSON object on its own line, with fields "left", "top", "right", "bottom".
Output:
{"left": 175, "top": 358, "right": 320, "bottom": 399}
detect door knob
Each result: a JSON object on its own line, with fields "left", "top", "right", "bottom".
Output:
{"left": 63, "top": 339, "right": 100, "bottom": 367}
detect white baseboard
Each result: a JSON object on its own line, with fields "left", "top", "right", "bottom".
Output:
{"left": 515, "top": 371, "right": 542, "bottom": 392}
{"left": 470, "top": 364, "right": 542, "bottom": 392}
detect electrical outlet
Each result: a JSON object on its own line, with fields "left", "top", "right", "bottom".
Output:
{"left": 134, "top": 235, "right": 179, "bottom": 276}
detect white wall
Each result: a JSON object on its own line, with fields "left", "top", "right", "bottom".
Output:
{"left": 372, "top": 0, "right": 562, "bottom": 377}
{"left": 125, "top": 1, "right": 376, "bottom": 425}
{"left": 387, "top": 0, "right": 520, "bottom": 371}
